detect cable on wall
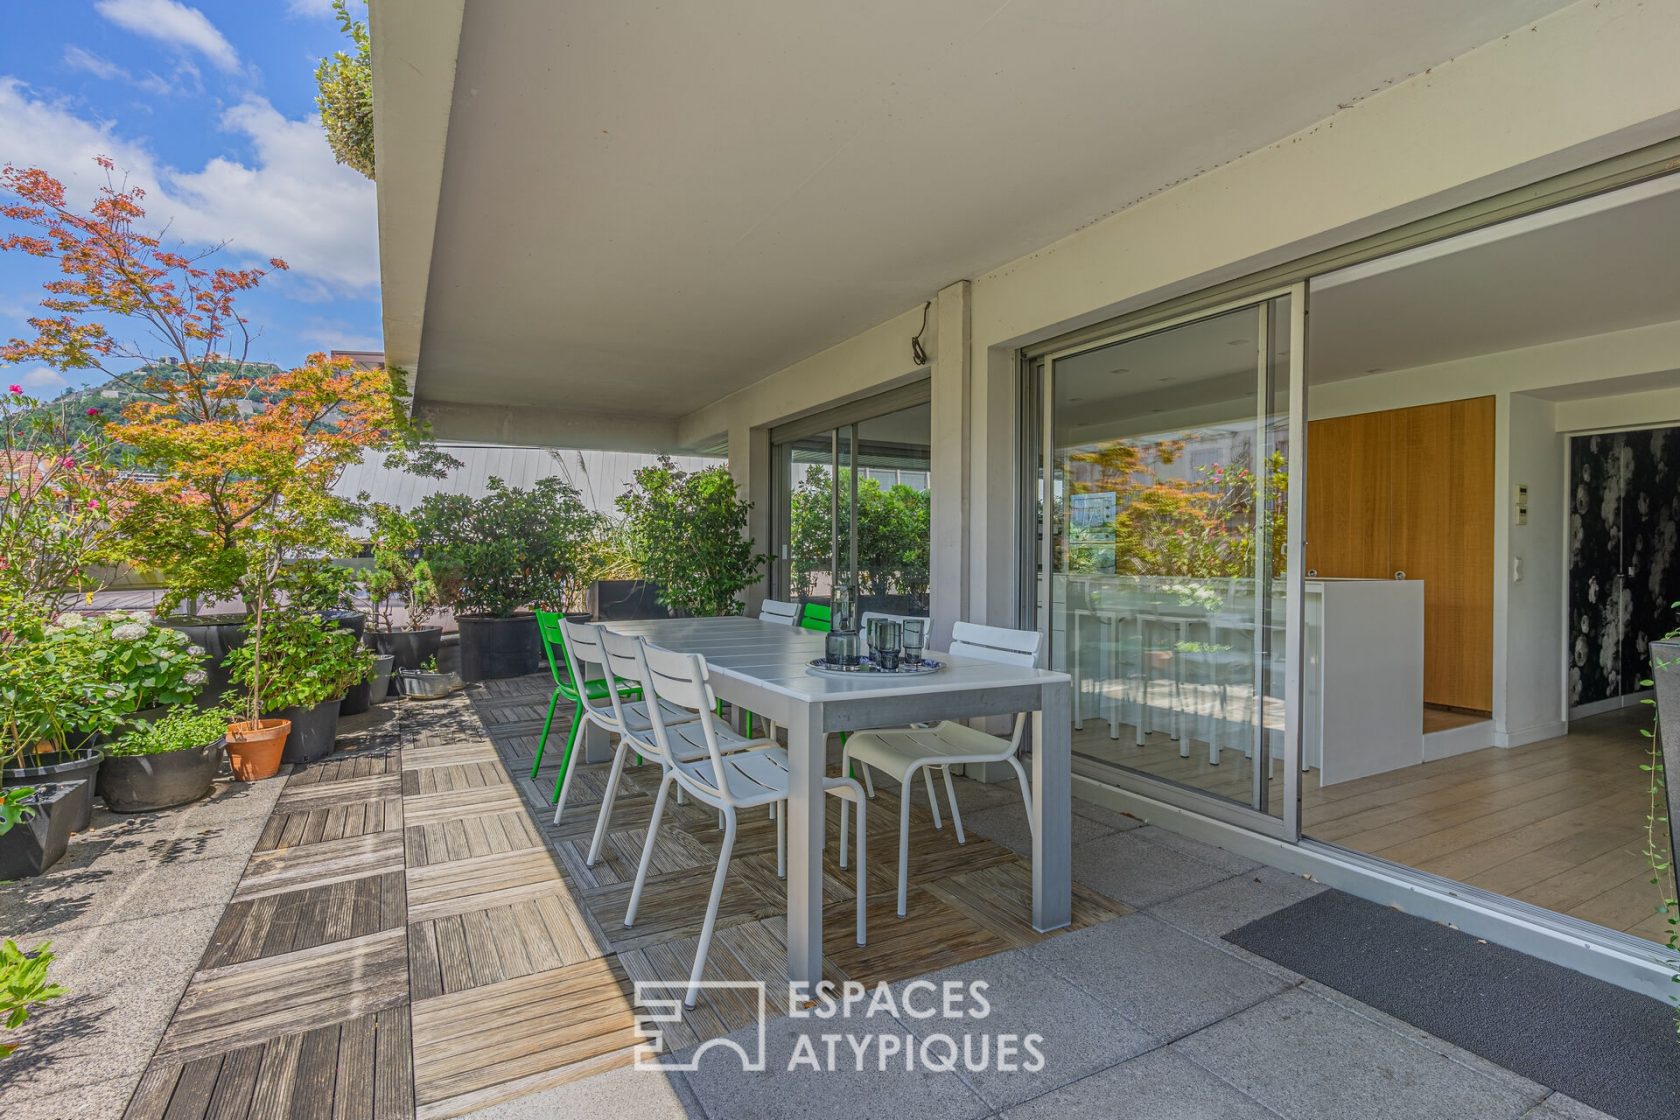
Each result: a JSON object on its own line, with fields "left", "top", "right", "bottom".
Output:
{"left": 911, "top": 300, "right": 931, "bottom": 366}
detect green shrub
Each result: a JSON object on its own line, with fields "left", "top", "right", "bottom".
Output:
{"left": 617, "top": 457, "right": 768, "bottom": 617}
{"left": 104, "top": 705, "right": 232, "bottom": 757}
{"left": 224, "top": 611, "right": 372, "bottom": 712}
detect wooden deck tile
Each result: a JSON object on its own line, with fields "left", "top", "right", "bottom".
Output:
{"left": 403, "top": 784, "right": 525, "bottom": 827}
{"left": 406, "top": 847, "right": 569, "bottom": 922}
{"left": 234, "top": 831, "right": 406, "bottom": 902}
{"left": 157, "top": 929, "right": 409, "bottom": 1065}
{"left": 410, "top": 957, "right": 639, "bottom": 1114}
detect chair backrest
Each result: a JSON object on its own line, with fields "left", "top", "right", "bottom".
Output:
{"left": 597, "top": 627, "right": 653, "bottom": 743}
{"left": 949, "top": 621, "right": 1043, "bottom": 669}
{"left": 949, "top": 621, "right": 1042, "bottom": 752}
{"left": 638, "top": 640, "right": 734, "bottom": 802}
{"left": 758, "top": 598, "right": 800, "bottom": 626}
{"left": 558, "top": 617, "right": 613, "bottom": 721}
{"left": 798, "top": 602, "right": 833, "bottom": 632}
{"left": 535, "top": 609, "right": 568, "bottom": 687}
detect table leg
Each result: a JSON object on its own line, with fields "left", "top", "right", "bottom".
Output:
{"left": 1032, "top": 679, "right": 1073, "bottom": 932}
{"left": 786, "top": 703, "right": 825, "bottom": 989}
{"left": 581, "top": 718, "right": 613, "bottom": 765}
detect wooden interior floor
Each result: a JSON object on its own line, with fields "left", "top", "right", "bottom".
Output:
{"left": 1074, "top": 705, "right": 1673, "bottom": 943}
{"left": 125, "top": 676, "right": 1123, "bottom": 1120}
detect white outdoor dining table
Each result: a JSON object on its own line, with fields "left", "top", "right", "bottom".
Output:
{"left": 603, "top": 616, "right": 1074, "bottom": 989}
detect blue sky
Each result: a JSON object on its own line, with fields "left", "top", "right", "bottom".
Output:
{"left": 0, "top": 0, "right": 379, "bottom": 396}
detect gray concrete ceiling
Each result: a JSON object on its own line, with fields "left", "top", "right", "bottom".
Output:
{"left": 407, "top": 0, "right": 1574, "bottom": 420}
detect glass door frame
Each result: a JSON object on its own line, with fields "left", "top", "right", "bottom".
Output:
{"left": 1033, "top": 283, "right": 1308, "bottom": 843}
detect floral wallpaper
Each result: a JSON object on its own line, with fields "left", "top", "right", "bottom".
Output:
{"left": 1568, "top": 427, "right": 1680, "bottom": 709}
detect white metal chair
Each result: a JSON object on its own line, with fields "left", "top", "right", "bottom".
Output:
{"left": 758, "top": 598, "right": 800, "bottom": 625}
{"left": 840, "top": 621, "right": 1043, "bottom": 916}
{"left": 583, "top": 626, "right": 757, "bottom": 866}
{"left": 551, "top": 618, "right": 700, "bottom": 826}
{"left": 623, "top": 639, "right": 867, "bottom": 1009}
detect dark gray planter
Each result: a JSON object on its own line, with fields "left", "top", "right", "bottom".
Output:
{"left": 1652, "top": 639, "right": 1680, "bottom": 899}
{"left": 161, "top": 615, "right": 249, "bottom": 710}
{"left": 321, "top": 609, "right": 367, "bottom": 642}
{"left": 4, "top": 747, "right": 103, "bottom": 832}
{"left": 369, "top": 627, "right": 443, "bottom": 677}
{"left": 368, "top": 654, "right": 396, "bottom": 706}
{"left": 271, "top": 698, "right": 343, "bottom": 764}
{"left": 97, "top": 739, "right": 221, "bottom": 812}
{"left": 457, "top": 613, "right": 541, "bottom": 681}
{"left": 0, "top": 781, "right": 82, "bottom": 878}
{"left": 587, "top": 579, "right": 676, "bottom": 621}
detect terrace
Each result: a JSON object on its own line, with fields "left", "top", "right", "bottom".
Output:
{"left": 4, "top": 2, "right": 1680, "bottom": 1119}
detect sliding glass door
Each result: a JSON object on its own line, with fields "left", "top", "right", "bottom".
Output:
{"left": 773, "top": 389, "right": 932, "bottom": 616}
{"left": 1039, "top": 289, "right": 1305, "bottom": 838}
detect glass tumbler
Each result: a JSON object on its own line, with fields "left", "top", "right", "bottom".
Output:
{"left": 901, "top": 620, "right": 925, "bottom": 667}
{"left": 869, "top": 619, "right": 901, "bottom": 671}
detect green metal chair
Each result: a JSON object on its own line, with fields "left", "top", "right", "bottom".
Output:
{"left": 532, "top": 609, "right": 641, "bottom": 804}
{"left": 798, "top": 602, "right": 833, "bottom": 632}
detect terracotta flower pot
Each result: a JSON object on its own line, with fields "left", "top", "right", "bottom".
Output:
{"left": 225, "top": 718, "right": 290, "bottom": 781}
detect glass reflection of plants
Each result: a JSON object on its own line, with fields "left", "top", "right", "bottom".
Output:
{"left": 789, "top": 466, "right": 930, "bottom": 609}
{"left": 1061, "top": 438, "right": 1287, "bottom": 581}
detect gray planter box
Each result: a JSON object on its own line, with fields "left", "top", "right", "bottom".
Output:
{"left": 1652, "top": 639, "right": 1680, "bottom": 901}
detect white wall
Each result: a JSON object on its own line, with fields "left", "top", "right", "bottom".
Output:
{"left": 1499, "top": 393, "right": 1569, "bottom": 744}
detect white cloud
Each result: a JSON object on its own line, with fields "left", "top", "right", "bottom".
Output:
{"left": 0, "top": 78, "right": 377, "bottom": 292}
{"left": 287, "top": 0, "right": 340, "bottom": 16}
{"left": 14, "top": 366, "right": 69, "bottom": 392}
{"left": 93, "top": 0, "right": 239, "bottom": 74}
{"left": 63, "top": 46, "right": 128, "bottom": 82}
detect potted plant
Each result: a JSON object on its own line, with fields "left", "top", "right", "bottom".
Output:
{"left": 284, "top": 558, "right": 366, "bottom": 640}
{"left": 617, "top": 456, "right": 769, "bottom": 617}
{"left": 0, "top": 605, "right": 109, "bottom": 871}
{"left": 97, "top": 705, "right": 229, "bottom": 812}
{"left": 584, "top": 516, "right": 673, "bottom": 621}
{"left": 417, "top": 477, "right": 604, "bottom": 681}
{"left": 45, "top": 610, "right": 208, "bottom": 731}
{"left": 362, "top": 503, "right": 444, "bottom": 674}
{"left": 0, "top": 162, "right": 450, "bottom": 710}
{"left": 397, "top": 656, "right": 462, "bottom": 700}
{"left": 225, "top": 610, "right": 371, "bottom": 765}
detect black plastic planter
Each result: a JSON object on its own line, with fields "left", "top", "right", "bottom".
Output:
{"left": 369, "top": 627, "right": 443, "bottom": 676}
{"left": 271, "top": 698, "right": 343, "bottom": 764}
{"left": 457, "top": 613, "right": 541, "bottom": 681}
{"left": 161, "top": 615, "right": 248, "bottom": 710}
{"left": 321, "top": 609, "right": 367, "bottom": 642}
{"left": 97, "top": 739, "right": 221, "bottom": 813}
{"left": 587, "top": 579, "right": 676, "bottom": 621}
{"left": 0, "top": 782, "right": 82, "bottom": 878}
{"left": 4, "top": 747, "right": 103, "bottom": 832}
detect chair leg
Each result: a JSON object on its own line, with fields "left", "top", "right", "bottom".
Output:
{"left": 897, "top": 766, "right": 915, "bottom": 917}
{"left": 585, "top": 740, "right": 633, "bottom": 867}
{"left": 940, "top": 766, "right": 966, "bottom": 844}
{"left": 852, "top": 789, "right": 867, "bottom": 944}
{"left": 775, "top": 800, "right": 785, "bottom": 879}
{"left": 923, "top": 767, "right": 943, "bottom": 830}
{"left": 624, "top": 772, "right": 674, "bottom": 928}
{"left": 531, "top": 687, "right": 561, "bottom": 778}
{"left": 1007, "top": 755, "right": 1036, "bottom": 846}
{"left": 550, "top": 708, "right": 585, "bottom": 823}
{"left": 685, "top": 808, "right": 738, "bottom": 1009}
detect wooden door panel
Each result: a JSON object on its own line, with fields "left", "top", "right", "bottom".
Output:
{"left": 1305, "top": 411, "right": 1394, "bottom": 580}
{"left": 1395, "top": 396, "right": 1495, "bottom": 712}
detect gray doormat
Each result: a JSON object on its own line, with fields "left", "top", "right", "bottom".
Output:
{"left": 1226, "top": 890, "right": 1680, "bottom": 1120}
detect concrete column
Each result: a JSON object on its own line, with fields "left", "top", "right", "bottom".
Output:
{"left": 967, "top": 342, "right": 1024, "bottom": 629}
{"left": 728, "top": 421, "right": 773, "bottom": 616}
{"left": 928, "top": 280, "right": 972, "bottom": 650}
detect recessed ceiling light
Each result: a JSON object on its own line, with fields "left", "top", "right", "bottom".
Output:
{"left": 1227, "top": 339, "right": 1249, "bottom": 346}
{"left": 1365, "top": 366, "right": 1386, "bottom": 374}
{"left": 1109, "top": 367, "right": 1129, "bottom": 374}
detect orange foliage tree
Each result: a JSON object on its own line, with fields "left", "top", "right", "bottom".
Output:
{"left": 0, "top": 159, "right": 439, "bottom": 616}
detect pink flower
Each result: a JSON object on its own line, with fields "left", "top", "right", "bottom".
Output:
{"left": 86, "top": 407, "right": 100, "bottom": 417}
{"left": 86, "top": 499, "right": 98, "bottom": 510}
{"left": 7, "top": 385, "right": 20, "bottom": 394}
